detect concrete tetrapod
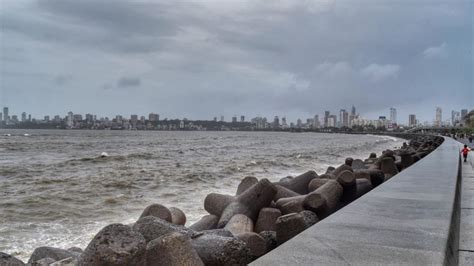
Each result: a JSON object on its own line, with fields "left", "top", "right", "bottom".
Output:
{"left": 236, "top": 176, "right": 259, "bottom": 195}
{"left": 304, "top": 179, "right": 343, "bottom": 218}
{"left": 235, "top": 232, "right": 267, "bottom": 259}
{"left": 169, "top": 207, "right": 186, "bottom": 225}
{"left": 204, "top": 193, "right": 234, "bottom": 217}
{"left": 27, "top": 247, "right": 77, "bottom": 264}
{"left": 355, "top": 178, "right": 373, "bottom": 199}
{"left": 259, "top": 231, "right": 277, "bottom": 253}
{"left": 224, "top": 214, "right": 254, "bottom": 236}
{"left": 191, "top": 234, "right": 251, "bottom": 265}
{"left": 218, "top": 178, "right": 277, "bottom": 228}
{"left": 255, "top": 208, "right": 281, "bottom": 233}
{"left": 189, "top": 214, "right": 219, "bottom": 231}
{"left": 79, "top": 224, "right": 146, "bottom": 266}
{"left": 275, "top": 213, "right": 307, "bottom": 245}
{"left": 273, "top": 185, "right": 300, "bottom": 201}
{"left": 132, "top": 216, "right": 195, "bottom": 243}
{"left": 381, "top": 157, "right": 399, "bottom": 180}
{"left": 0, "top": 252, "right": 24, "bottom": 266}
{"left": 307, "top": 178, "right": 330, "bottom": 192}
{"left": 139, "top": 204, "right": 172, "bottom": 222}
{"left": 336, "top": 170, "right": 357, "bottom": 203}
{"left": 145, "top": 232, "right": 204, "bottom": 266}
{"left": 274, "top": 170, "right": 318, "bottom": 194}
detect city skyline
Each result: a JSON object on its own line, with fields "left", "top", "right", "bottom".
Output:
{"left": 1, "top": 1, "right": 472, "bottom": 125}
{"left": 1, "top": 105, "right": 471, "bottom": 128}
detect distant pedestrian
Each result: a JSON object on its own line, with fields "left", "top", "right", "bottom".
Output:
{"left": 461, "top": 145, "right": 471, "bottom": 162}
{"left": 469, "top": 135, "right": 473, "bottom": 143}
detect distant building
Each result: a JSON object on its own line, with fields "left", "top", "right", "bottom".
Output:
{"left": 44, "top": 116, "right": 50, "bottom": 122}
{"left": 435, "top": 107, "right": 442, "bottom": 127}
{"left": 73, "top": 114, "right": 82, "bottom": 121}
{"left": 232, "top": 116, "right": 237, "bottom": 123}
{"left": 351, "top": 105, "right": 356, "bottom": 116}
{"left": 220, "top": 116, "right": 224, "bottom": 122}
{"left": 240, "top": 116, "right": 245, "bottom": 122}
{"left": 11, "top": 115, "right": 18, "bottom": 123}
{"left": 324, "top": 111, "right": 330, "bottom": 128}
{"left": 281, "top": 117, "right": 288, "bottom": 128}
{"left": 339, "top": 109, "right": 349, "bottom": 127}
{"left": 409, "top": 114, "right": 417, "bottom": 127}
{"left": 328, "top": 115, "right": 337, "bottom": 127}
{"left": 28, "top": 114, "right": 31, "bottom": 122}
{"left": 148, "top": 113, "right": 159, "bottom": 121}
{"left": 130, "top": 115, "right": 138, "bottom": 127}
{"left": 67, "top": 112, "right": 73, "bottom": 128}
{"left": 313, "top": 114, "right": 320, "bottom": 128}
{"left": 296, "top": 118, "right": 302, "bottom": 128}
{"left": 461, "top": 109, "right": 468, "bottom": 123}
{"left": 273, "top": 116, "right": 279, "bottom": 128}
{"left": 213, "top": 117, "right": 217, "bottom": 122}
{"left": 451, "top": 110, "right": 460, "bottom": 126}
{"left": 0, "top": 112, "right": 2, "bottom": 121}
{"left": 21, "top": 112, "right": 27, "bottom": 122}
{"left": 390, "top": 107, "right": 397, "bottom": 124}
{"left": 3, "top": 107, "right": 9, "bottom": 122}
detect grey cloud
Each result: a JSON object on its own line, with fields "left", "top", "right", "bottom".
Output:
{"left": 117, "top": 77, "right": 140, "bottom": 88}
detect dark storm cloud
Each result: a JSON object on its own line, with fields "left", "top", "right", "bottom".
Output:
{"left": 0, "top": 0, "right": 472, "bottom": 122}
{"left": 117, "top": 77, "right": 141, "bottom": 88}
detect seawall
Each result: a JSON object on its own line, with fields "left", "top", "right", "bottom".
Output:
{"left": 252, "top": 137, "right": 462, "bottom": 265}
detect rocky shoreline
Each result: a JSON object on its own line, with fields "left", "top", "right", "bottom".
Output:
{"left": 1, "top": 135, "right": 444, "bottom": 266}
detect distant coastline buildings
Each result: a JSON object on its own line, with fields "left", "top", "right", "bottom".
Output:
{"left": 1, "top": 105, "right": 472, "bottom": 131}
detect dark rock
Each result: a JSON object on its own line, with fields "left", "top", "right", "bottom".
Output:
{"left": 300, "top": 210, "right": 319, "bottom": 227}
{"left": 224, "top": 214, "right": 254, "bottom": 236}
{"left": 79, "top": 224, "right": 146, "bottom": 266}
{"left": 273, "top": 185, "right": 300, "bottom": 201}
{"left": 308, "top": 178, "right": 330, "bottom": 192}
{"left": 381, "top": 157, "right": 399, "bottom": 180}
{"left": 275, "top": 213, "right": 307, "bottom": 245}
{"left": 351, "top": 159, "right": 367, "bottom": 170}
{"left": 33, "top": 257, "right": 56, "bottom": 266}
{"left": 198, "top": 228, "right": 233, "bottom": 237}
{"left": 345, "top": 157, "right": 353, "bottom": 166}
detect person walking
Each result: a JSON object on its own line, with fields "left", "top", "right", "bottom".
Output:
{"left": 461, "top": 145, "right": 471, "bottom": 162}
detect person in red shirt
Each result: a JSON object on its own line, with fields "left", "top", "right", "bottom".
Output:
{"left": 461, "top": 145, "right": 471, "bottom": 162}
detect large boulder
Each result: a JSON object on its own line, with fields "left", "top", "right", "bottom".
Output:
{"left": 191, "top": 234, "right": 251, "bottom": 265}
{"left": 79, "top": 223, "right": 146, "bottom": 266}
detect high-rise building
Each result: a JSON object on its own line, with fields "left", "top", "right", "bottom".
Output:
{"left": 351, "top": 105, "right": 356, "bottom": 116}
{"left": 451, "top": 110, "right": 461, "bottom": 126}
{"left": 28, "top": 114, "right": 31, "bottom": 122}
{"left": 339, "top": 109, "right": 349, "bottom": 127}
{"left": 296, "top": 118, "right": 302, "bottom": 127}
{"left": 273, "top": 116, "right": 280, "bottom": 128}
{"left": 313, "top": 115, "right": 320, "bottom": 128}
{"left": 409, "top": 114, "right": 416, "bottom": 127}
{"left": 390, "top": 107, "right": 397, "bottom": 124}
{"left": 0, "top": 112, "right": 2, "bottom": 122}
{"left": 281, "top": 117, "right": 288, "bottom": 128}
{"left": 240, "top": 116, "right": 245, "bottom": 122}
{"left": 67, "top": 112, "right": 73, "bottom": 127}
{"left": 3, "top": 107, "right": 9, "bottom": 122}
{"left": 21, "top": 112, "right": 27, "bottom": 122}
{"left": 44, "top": 116, "right": 50, "bottom": 122}
{"left": 328, "top": 115, "right": 337, "bottom": 127}
{"left": 130, "top": 115, "right": 138, "bottom": 127}
{"left": 220, "top": 116, "right": 224, "bottom": 122}
{"left": 324, "top": 111, "right": 330, "bottom": 128}
{"left": 435, "top": 107, "right": 442, "bottom": 127}
{"left": 232, "top": 116, "right": 237, "bottom": 123}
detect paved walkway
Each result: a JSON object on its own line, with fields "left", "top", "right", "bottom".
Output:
{"left": 459, "top": 139, "right": 474, "bottom": 265}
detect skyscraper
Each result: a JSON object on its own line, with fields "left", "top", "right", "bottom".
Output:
{"left": 435, "top": 107, "right": 442, "bottom": 127}
{"left": 324, "top": 111, "right": 330, "bottom": 128}
{"left": 3, "top": 107, "right": 9, "bottom": 122}
{"left": 0, "top": 112, "right": 2, "bottom": 122}
{"left": 409, "top": 114, "right": 416, "bottom": 127}
{"left": 21, "top": 112, "right": 27, "bottom": 122}
{"left": 313, "top": 114, "right": 320, "bottom": 128}
{"left": 390, "top": 107, "right": 397, "bottom": 124}
{"left": 461, "top": 109, "right": 468, "bottom": 121}
{"left": 240, "top": 116, "right": 245, "bottom": 122}
{"left": 351, "top": 105, "right": 356, "bottom": 116}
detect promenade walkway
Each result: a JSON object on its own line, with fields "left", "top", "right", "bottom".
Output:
{"left": 459, "top": 138, "right": 474, "bottom": 265}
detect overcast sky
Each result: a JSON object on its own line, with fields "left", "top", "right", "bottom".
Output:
{"left": 0, "top": 0, "right": 472, "bottom": 123}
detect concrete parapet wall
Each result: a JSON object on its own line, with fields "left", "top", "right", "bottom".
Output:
{"left": 252, "top": 137, "right": 462, "bottom": 265}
